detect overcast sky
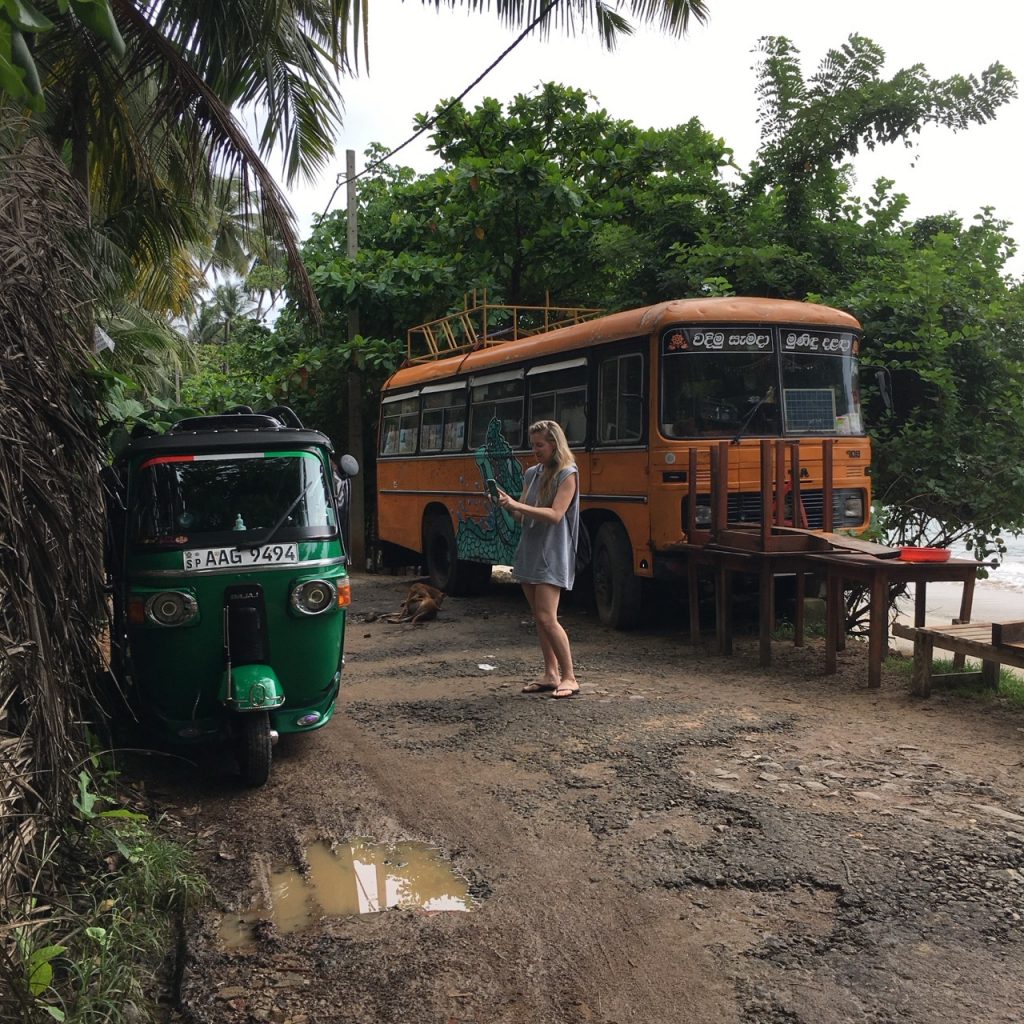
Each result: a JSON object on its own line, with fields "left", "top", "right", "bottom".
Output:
{"left": 284, "top": 0, "right": 1023, "bottom": 276}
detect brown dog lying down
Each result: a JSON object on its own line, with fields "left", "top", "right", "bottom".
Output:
{"left": 386, "top": 582, "right": 445, "bottom": 624}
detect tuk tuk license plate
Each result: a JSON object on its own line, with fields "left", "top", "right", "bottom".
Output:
{"left": 183, "top": 544, "right": 299, "bottom": 571}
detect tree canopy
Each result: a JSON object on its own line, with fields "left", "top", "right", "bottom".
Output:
{"left": 229, "top": 36, "right": 1024, "bottom": 559}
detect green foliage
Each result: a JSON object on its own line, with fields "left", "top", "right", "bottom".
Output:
{"left": 174, "top": 304, "right": 403, "bottom": 449}
{"left": 11, "top": 764, "right": 207, "bottom": 1024}
{"left": 0, "top": 0, "right": 120, "bottom": 110}
{"left": 302, "top": 83, "right": 731, "bottom": 342}
{"left": 745, "top": 34, "right": 1016, "bottom": 231}
{"left": 828, "top": 206, "right": 1024, "bottom": 560}
{"left": 91, "top": 359, "right": 200, "bottom": 457}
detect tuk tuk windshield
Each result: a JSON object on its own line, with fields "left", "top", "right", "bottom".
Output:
{"left": 131, "top": 451, "right": 336, "bottom": 546}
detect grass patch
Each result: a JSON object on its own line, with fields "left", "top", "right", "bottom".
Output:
{"left": 887, "top": 654, "right": 1024, "bottom": 708}
{"left": 11, "top": 767, "right": 208, "bottom": 1024}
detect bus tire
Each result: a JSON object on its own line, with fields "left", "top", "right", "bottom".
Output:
{"left": 593, "top": 522, "right": 643, "bottom": 629}
{"left": 423, "top": 512, "right": 491, "bottom": 596}
{"left": 238, "top": 712, "right": 272, "bottom": 787}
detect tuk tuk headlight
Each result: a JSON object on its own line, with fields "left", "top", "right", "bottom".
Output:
{"left": 291, "top": 579, "right": 337, "bottom": 616}
{"left": 145, "top": 591, "right": 198, "bottom": 627}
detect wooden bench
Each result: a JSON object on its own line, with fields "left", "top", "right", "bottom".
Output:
{"left": 891, "top": 621, "right": 1024, "bottom": 696}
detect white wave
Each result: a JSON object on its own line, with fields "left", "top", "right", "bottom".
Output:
{"left": 952, "top": 534, "right": 1024, "bottom": 593}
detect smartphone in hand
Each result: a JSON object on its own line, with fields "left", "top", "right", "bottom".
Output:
{"left": 485, "top": 478, "right": 500, "bottom": 503}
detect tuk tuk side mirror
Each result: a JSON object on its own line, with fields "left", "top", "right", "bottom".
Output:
{"left": 339, "top": 454, "right": 359, "bottom": 478}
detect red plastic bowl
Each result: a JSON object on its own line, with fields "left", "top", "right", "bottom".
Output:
{"left": 899, "top": 547, "right": 951, "bottom": 562}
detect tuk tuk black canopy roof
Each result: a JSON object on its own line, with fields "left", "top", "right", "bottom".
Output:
{"left": 117, "top": 407, "right": 334, "bottom": 462}
{"left": 118, "top": 426, "right": 334, "bottom": 463}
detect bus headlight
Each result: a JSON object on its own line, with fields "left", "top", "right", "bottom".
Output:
{"left": 144, "top": 591, "right": 198, "bottom": 627}
{"left": 290, "top": 579, "right": 337, "bottom": 616}
{"left": 840, "top": 493, "right": 864, "bottom": 521}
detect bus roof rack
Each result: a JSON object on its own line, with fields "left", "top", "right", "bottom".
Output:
{"left": 406, "top": 291, "right": 603, "bottom": 364}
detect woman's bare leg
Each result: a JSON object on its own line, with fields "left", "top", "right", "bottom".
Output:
{"left": 521, "top": 582, "right": 560, "bottom": 687}
{"left": 530, "top": 584, "right": 577, "bottom": 693}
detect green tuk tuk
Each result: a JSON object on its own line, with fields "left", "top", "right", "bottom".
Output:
{"left": 105, "top": 407, "right": 356, "bottom": 785}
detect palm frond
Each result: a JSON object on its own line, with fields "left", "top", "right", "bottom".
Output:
{"left": 422, "top": 0, "right": 708, "bottom": 46}
{"left": 107, "top": 0, "right": 322, "bottom": 321}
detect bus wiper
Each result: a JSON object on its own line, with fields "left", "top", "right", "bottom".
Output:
{"left": 237, "top": 477, "right": 318, "bottom": 549}
{"left": 731, "top": 386, "right": 775, "bottom": 445}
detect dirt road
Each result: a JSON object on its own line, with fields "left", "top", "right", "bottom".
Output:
{"left": 156, "top": 571, "right": 1024, "bottom": 1024}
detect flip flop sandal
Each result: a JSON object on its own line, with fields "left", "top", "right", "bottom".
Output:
{"left": 521, "top": 682, "right": 557, "bottom": 693}
{"left": 551, "top": 685, "right": 580, "bottom": 699}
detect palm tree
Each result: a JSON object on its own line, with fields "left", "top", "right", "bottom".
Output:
{"left": 5, "top": 1, "right": 711, "bottom": 323}
{"left": 183, "top": 297, "right": 223, "bottom": 346}
{"left": 209, "top": 281, "right": 258, "bottom": 347}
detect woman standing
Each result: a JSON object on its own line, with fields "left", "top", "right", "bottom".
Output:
{"left": 496, "top": 420, "right": 581, "bottom": 699}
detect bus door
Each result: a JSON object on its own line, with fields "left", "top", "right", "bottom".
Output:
{"left": 589, "top": 344, "right": 650, "bottom": 575}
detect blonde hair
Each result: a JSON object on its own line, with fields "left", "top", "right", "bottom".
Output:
{"left": 529, "top": 420, "right": 576, "bottom": 506}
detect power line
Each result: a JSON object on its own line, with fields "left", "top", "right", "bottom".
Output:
{"left": 317, "top": 1, "right": 560, "bottom": 221}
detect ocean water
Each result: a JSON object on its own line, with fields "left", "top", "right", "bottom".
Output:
{"left": 951, "top": 534, "right": 1024, "bottom": 594}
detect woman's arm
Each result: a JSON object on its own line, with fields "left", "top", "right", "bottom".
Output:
{"left": 498, "top": 471, "right": 576, "bottom": 526}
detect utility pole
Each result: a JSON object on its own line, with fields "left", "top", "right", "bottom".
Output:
{"left": 345, "top": 149, "right": 367, "bottom": 569}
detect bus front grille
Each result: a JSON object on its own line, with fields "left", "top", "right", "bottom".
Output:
{"left": 688, "top": 490, "right": 862, "bottom": 532}
{"left": 730, "top": 490, "right": 826, "bottom": 529}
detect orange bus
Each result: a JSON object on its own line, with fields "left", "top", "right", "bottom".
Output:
{"left": 376, "top": 297, "right": 871, "bottom": 627}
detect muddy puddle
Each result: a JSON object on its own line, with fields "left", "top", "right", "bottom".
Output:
{"left": 218, "top": 839, "right": 473, "bottom": 948}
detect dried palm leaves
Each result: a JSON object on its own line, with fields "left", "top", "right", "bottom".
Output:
{"left": 0, "top": 122, "right": 106, "bottom": 1014}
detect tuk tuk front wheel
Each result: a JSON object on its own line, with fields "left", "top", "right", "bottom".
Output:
{"left": 238, "top": 711, "right": 272, "bottom": 787}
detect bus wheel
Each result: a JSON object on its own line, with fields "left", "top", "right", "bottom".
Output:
{"left": 593, "top": 522, "right": 643, "bottom": 629}
{"left": 238, "top": 712, "right": 272, "bottom": 787}
{"left": 423, "top": 513, "right": 491, "bottom": 596}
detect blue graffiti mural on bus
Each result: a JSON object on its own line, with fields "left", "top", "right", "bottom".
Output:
{"left": 455, "top": 418, "right": 523, "bottom": 565}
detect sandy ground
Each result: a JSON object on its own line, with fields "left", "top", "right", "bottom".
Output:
{"left": 896, "top": 579, "right": 1024, "bottom": 629}
{"left": 139, "top": 571, "right": 1024, "bottom": 1024}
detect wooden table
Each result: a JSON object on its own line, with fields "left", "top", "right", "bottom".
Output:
{"left": 805, "top": 552, "right": 982, "bottom": 688}
{"left": 688, "top": 544, "right": 817, "bottom": 667}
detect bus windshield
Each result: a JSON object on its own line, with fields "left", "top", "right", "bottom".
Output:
{"left": 659, "top": 325, "right": 863, "bottom": 438}
{"left": 779, "top": 329, "right": 862, "bottom": 435}
{"left": 660, "top": 326, "right": 779, "bottom": 438}
{"left": 131, "top": 452, "right": 336, "bottom": 546}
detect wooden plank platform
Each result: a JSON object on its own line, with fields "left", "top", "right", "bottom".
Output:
{"left": 892, "top": 621, "right": 1023, "bottom": 696}
{"left": 772, "top": 527, "right": 901, "bottom": 558}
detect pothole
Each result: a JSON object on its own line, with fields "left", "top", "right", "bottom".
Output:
{"left": 219, "top": 838, "right": 474, "bottom": 948}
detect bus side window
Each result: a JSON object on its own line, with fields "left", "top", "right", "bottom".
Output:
{"left": 527, "top": 364, "right": 587, "bottom": 444}
{"left": 421, "top": 386, "right": 467, "bottom": 453}
{"left": 470, "top": 378, "right": 523, "bottom": 448}
{"left": 380, "top": 396, "right": 420, "bottom": 455}
{"left": 598, "top": 353, "right": 643, "bottom": 445}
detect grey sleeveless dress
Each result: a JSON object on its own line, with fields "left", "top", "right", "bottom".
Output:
{"left": 511, "top": 464, "right": 580, "bottom": 590}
